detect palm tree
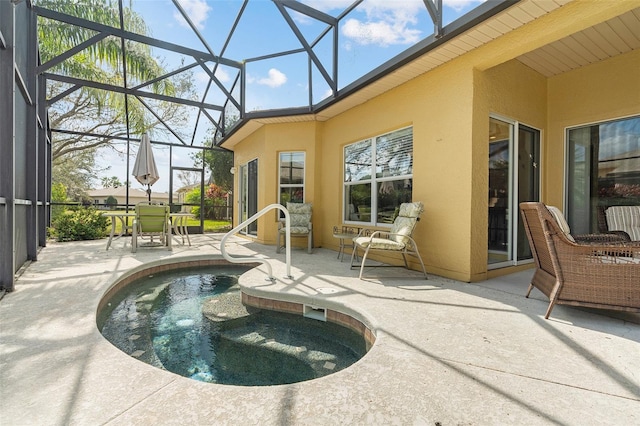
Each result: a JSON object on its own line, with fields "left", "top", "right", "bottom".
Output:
{"left": 37, "top": 0, "right": 195, "bottom": 195}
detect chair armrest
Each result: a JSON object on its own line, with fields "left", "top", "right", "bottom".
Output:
{"left": 574, "top": 232, "right": 631, "bottom": 243}
{"left": 363, "top": 230, "right": 389, "bottom": 240}
{"left": 558, "top": 235, "right": 640, "bottom": 256}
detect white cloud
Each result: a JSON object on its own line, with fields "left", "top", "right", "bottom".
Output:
{"left": 174, "top": 0, "right": 211, "bottom": 30}
{"left": 342, "top": 18, "right": 421, "bottom": 46}
{"left": 256, "top": 69, "right": 287, "bottom": 88}
{"left": 214, "top": 68, "right": 230, "bottom": 83}
{"left": 302, "top": 0, "right": 356, "bottom": 12}
{"left": 340, "top": 0, "right": 423, "bottom": 47}
{"left": 444, "top": 0, "right": 485, "bottom": 12}
{"left": 194, "top": 68, "right": 229, "bottom": 88}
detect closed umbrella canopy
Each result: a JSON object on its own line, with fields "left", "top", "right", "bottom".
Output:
{"left": 132, "top": 133, "right": 159, "bottom": 201}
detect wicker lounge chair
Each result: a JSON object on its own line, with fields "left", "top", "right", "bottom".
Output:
{"left": 350, "top": 201, "right": 427, "bottom": 280}
{"left": 519, "top": 202, "right": 640, "bottom": 319}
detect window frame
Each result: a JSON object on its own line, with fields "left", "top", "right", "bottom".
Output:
{"left": 343, "top": 126, "right": 413, "bottom": 226}
{"left": 564, "top": 114, "right": 640, "bottom": 235}
{"left": 278, "top": 151, "right": 306, "bottom": 218}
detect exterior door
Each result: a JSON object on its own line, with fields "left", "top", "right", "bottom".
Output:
{"left": 488, "top": 116, "right": 540, "bottom": 267}
{"left": 239, "top": 159, "right": 258, "bottom": 236}
{"left": 170, "top": 166, "right": 203, "bottom": 234}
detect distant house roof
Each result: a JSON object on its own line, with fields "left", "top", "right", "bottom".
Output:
{"left": 87, "top": 187, "right": 169, "bottom": 200}
{"left": 176, "top": 183, "right": 199, "bottom": 194}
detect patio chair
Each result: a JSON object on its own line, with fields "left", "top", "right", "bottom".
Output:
{"left": 276, "top": 202, "right": 313, "bottom": 254}
{"left": 350, "top": 202, "right": 427, "bottom": 280}
{"left": 519, "top": 202, "right": 640, "bottom": 319}
{"left": 546, "top": 205, "right": 630, "bottom": 244}
{"left": 595, "top": 205, "right": 632, "bottom": 241}
{"left": 132, "top": 202, "right": 171, "bottom": 253}
{"left": 604, "top": 205, "right": 640, "bottom": 241}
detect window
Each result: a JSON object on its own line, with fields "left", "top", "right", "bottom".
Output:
{"left": 343, "top": 127, "right": 413, "bottom": 225}
{"left": 279, "top": 152, "right": 305, "bottom": 217}
{"left": 566, "top": 116, "right": 640, "bottom": 234}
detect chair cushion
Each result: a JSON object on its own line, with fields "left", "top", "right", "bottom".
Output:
{"left": 279, "top": 226, "right": 310, "bottom": 234}
{"left": 285, "top": 202, "right": 312, "bottom": 229}
{"left": 398, "top": 202, "right": 424, "bottom": 218}
{"left": 290, "top": 214, "right": 311, "bottom": 227}
{"left": 389, "top": 216, "right": 417, "bottom": 244}
{"left": 353, "top": 236, "right": 405, "bottom": 250}
{"left": 387, "top": 202, "right": 424, "bottom": 244}
{"left": 287, "top": 203, "right": 312, "bottom": 214}
{"left": 546, "top": 205, "right": 576, "bottom": 243}
{"left": 605, "top": 206, "right": 640, "bottom": 241}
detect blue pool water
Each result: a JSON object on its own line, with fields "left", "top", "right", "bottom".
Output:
{"left": 97, "top": 265, "right": 368, "bottom": 386}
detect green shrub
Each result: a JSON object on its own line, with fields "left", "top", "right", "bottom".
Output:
{"left": 51, "top": 208, "right": 109, "bottom": 242}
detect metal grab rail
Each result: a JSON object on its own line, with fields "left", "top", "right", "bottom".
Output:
{"left": 220, "top": 203, "right": 292, "bottom": 280}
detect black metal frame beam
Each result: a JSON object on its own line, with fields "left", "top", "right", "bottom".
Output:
{"left": 34, "top": 6, "right": 242, "bottom": 68}
{"left": 33, "top": 0, "right": 512, "bottom": 149}
{"left": 44, "top": 73, "right": 224, "bottom": 111}
{"left": 223, "top": 0, "right": 519, "bottom": 142}
{"left": 0, "top": 0, "right": 15, "bottom": 291}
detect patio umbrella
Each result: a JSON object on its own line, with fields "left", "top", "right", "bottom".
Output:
{"left": 132, "top": 133, "right": 159, "bottom": 201}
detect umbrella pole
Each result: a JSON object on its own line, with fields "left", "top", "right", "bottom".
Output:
{"left": 147, "top": 186, "right": 151, "bottom": 202}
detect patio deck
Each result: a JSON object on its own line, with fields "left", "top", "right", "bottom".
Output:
{"left": 1, "top": 234, "right": 638, "bottom": 425}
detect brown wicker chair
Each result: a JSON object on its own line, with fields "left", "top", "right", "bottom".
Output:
{"left": 519, "top": 202, "right": 640, "bottom": 319}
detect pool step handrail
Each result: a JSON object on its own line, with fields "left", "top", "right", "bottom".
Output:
{"left": 220, "top": 203, "right": 292, "bottom": 280}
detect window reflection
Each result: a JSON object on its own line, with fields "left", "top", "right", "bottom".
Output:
{"left": 567, "top": 116, "right": 640, "bottom": 234}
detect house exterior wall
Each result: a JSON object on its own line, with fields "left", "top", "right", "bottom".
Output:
{"left": 473, "top": 59, "right": 548, "bottom": 281}
{"left": 229, "top": 3, "right": 639, "bottom": 282}
{"left": 546, "top": 49, "right": 640, "bottom": 209}
{"left": 233, "top": 123, "right": 320, "bottom": 246}
{"left": 320, "top": 60, "right": 476, "bottom": 281}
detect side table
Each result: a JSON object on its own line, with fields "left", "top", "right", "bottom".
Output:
{"left": 332, "top": 225, "right": 361, "bottom": 262}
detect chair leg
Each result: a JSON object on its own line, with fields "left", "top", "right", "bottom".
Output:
{"left": 359, "top": 246, "right": 373, "bottom": 280}
{"left": 544, "top": 301, "right": 557, "bottom": 319}
{"left": 276, "top": 232, "right": 282, "bottom": 253}
{"left": 307, "top": 232, "right": 312, "bottom": 254}
{"left": 525, "top": 283, "right": 534, "bottom": 298}
{"left": 132, "top": 225, "right": 138, "bottom": 253}
{"left": 412, "top": 246, "right": 428, "bottom": 279}
{"left": 401, "top": 252, "right": 410, "bottom": 269}
{"left": 350, "top": 244, "right": 359, "bottom": 268}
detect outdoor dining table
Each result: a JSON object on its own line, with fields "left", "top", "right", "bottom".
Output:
{"left": 102, "top": 211, "right": 136, "bottom": 250}
{"left": 102, "top": 211, "right": 193, "bottom": 250}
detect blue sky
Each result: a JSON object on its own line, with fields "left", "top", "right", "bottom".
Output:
{"left": 129, "top": 0, "right": 486, "bottom": 113}
{"left": 95, "top": 0, "right": 486, "bottom": 192}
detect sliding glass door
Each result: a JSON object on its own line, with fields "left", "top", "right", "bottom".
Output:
{"left": 238, "top": 159, "right": 258, "bottom": 236}
{"left": 488, "top": 116, "right": 540, "bottom": 267}
{"left": 566, "top": 115, "right": 640, "bottom": 234}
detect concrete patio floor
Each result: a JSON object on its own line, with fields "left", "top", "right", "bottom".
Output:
{"left": 1, "top": 234, "right": 638, "bottom": 425}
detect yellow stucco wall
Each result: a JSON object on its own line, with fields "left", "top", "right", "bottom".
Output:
{"left": 546, "top": 49, "right": 640, "bottom": 209}
{"left": 228, "top": 4, "right": 639, "bottom": 282}
{"left": 473, "top": 59, "right": 548, "bottom": 280}
{"left": 232, "top": 122, "right": 320, "bottom": 246}
{"left": 318, "top": 59, "right": 477, "bottom": 281}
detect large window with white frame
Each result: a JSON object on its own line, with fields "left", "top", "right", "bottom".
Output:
{"left": 343, "top": 127, "right": 413, "bottom": 225}
{"left": 279, "top": 152, "right": 305, "bottom": 217}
